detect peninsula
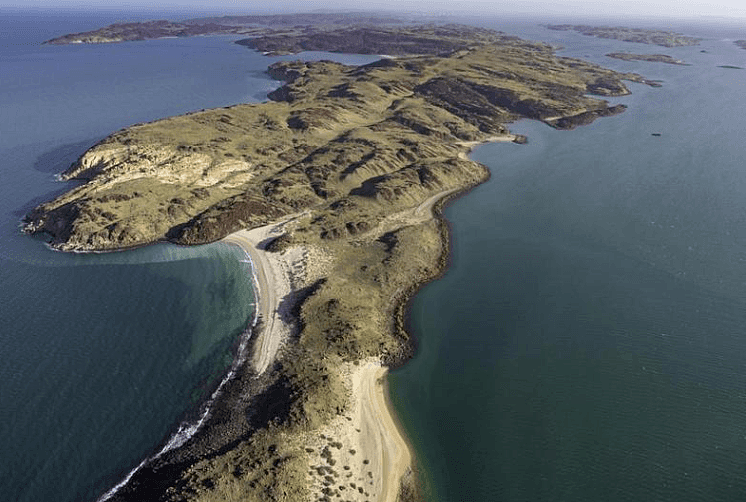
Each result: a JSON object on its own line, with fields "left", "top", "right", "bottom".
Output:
{"left": 606, "top": 52, "right": 688, "bottom": 65}
{"left": 547, "top": 24, "right": 701, "bottom": 47}
{"left": 24, "top": 23, "right": 654, "bottom": 502}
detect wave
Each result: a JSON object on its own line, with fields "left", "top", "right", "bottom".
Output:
{"left": 97, "top": 244, "right": 259, "bottom": 502}
{"left": 2, "top": 238, "right": 234, "bottom": 268}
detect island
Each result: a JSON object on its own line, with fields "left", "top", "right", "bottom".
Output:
{"left": 606, "top": 52, "right": 688, "bottom": 65}
{"left": 24, "top": 23, "right": 655, "bottom": 502}
{"left": 735, "top": 40, "right": 746, "bottom": 50}
{"left": 547, "top": 24, "right": 701, "bottom": 47}
{"left": 43, "top": 12, "right": 405, "bottom": 44}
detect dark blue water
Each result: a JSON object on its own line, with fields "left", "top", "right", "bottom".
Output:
{"left": 0, "top": 12, "right": 378, "bottom": 502}
{"left": 390, "top": 20, "right": 746, "bottom": 502}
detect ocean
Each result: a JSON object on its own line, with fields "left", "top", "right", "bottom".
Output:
{"left": 3, "top": 10, "right": 746, "bottom": 502}
{"left": 0, "top": 11, "right": 376, "bottom": 502}
{"left": 389, "top": 18, "right": 746, "bottom": 502}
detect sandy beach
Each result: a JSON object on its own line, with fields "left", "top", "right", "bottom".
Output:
{"left": 215, "top": 136, "right": 511, "bottom": 501}
{"left": 222, "top": 219, "right": 298, "bottom": 376}
{"left": 223, "top": 217, "right": 414, "bottom": 502}
{"left": 299, "top": 359, "right": 413, "bottom": 502}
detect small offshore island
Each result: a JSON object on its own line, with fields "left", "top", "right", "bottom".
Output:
{"left": 25, "top": 19, "right": 657, "bottom": 502}
{"left": 547, "top": 24, "right": 701, "bottom": 47}
{"left": 606, "top": 52, "right": 688, "bottom": 65}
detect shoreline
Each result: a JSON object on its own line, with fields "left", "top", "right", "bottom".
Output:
{"left": 96, "top": 248, "right": 261, "bottom": 502}
{"left": 90, "top": 132, "right": 504, "bottom": 502}
{"left": 213, "top": 135, "right": 503, "bottom": 501}
{"left": 19, "top": 22, "right": 647, "bottom": 498}
{"left": 222, "top": 214, "right": 418, "bottom": 501}
{"left": 81, "top": 89, "right": 515, "bottom": 502}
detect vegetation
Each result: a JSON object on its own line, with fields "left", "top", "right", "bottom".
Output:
{"left": 25, "top": 25, "right": 653, "bottom": 252}
{"left": 25, "top": 24, "right": 653, "bottom": 502}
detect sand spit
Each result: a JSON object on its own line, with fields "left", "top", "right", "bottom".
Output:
{"left": 222, "top": 213, "right": 414, "bottom": 501}
{"left": 221, "top": 198, "right": 444, "bottom": 501}
{"left": 301, "top": 359, "right": 412, "bottom": 502}
{"left": 223, "top": 211, "right": 337, "bottom": 376}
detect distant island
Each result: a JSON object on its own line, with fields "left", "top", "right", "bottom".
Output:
{"left": 25, "top": 22, "right": 656, "bottom": 502}
{"left": 735, "top": 40, "right": 746, "bottom": 50}
{"left": 43, "top": 12, "right": 405, "bottom": 44}
{"left": 547, "top": 24, "right": 701, "bottom": 47}
{"left": 606, "top": 52, "right": 688, "bottom": 65}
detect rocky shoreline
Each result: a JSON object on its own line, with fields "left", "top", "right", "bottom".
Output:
{"left": 24, "top": 23, "right": 653, "bottom": 502}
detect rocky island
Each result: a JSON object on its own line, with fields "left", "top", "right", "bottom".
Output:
{"left": 547, "top": 24, "right": 701, "bottom": 47}
{"left": 606, "top": 52, "right": 688, "bottom": 65}
{"left": 25, "top": 23, "right": 655, "bottom": 502}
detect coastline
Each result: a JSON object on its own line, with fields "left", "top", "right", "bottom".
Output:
{"left": 20, "top": 22, "right": 651, "bottom": 499}
{"left": 221, "top": 212, "right": 418, "bottom": 501}
{"left": 13, "top": 12, "right": 746, "bottom": 502}
{"left": 214, "top": 134, "right": 506, "bottom": 501}
{"left": 222, "top": 214, "right": 307, "bottom": 376}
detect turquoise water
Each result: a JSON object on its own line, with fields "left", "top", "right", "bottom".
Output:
{"left": 0, "top": 12, "right": 378, "bottom": 502}
{"left": 0, "top": 15, "right": 260, "bottom": 501}
{"left": 390, "top": 21, "right": 746, "bottom": 502}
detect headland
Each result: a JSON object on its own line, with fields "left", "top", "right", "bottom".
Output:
{"left": 24, "top": 22, "right": 655, "bottom": 502}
